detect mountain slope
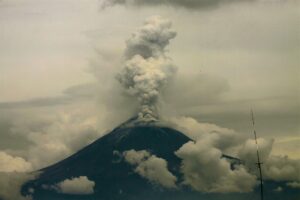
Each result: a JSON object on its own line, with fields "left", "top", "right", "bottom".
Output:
{"left": 21, "top": 120, "right": 192, "bottom": 199}
{"left": 21, "top": 119, "right": 300, "bottom": 200}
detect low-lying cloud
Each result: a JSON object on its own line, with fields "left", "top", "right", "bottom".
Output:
{"left": 0, "top": 172, "right": 37, "bottom": 200}
{"left": 175, "top": 137, "right": 256, "bottom": 193}
{"left": 123, "top": 149, "right": 177, "bottom": 188}
{"left": 54, "top": 176, "right": 95, "bottom": 195}
{"left": 171, "top": 116, "right": 300, "bottom": 192}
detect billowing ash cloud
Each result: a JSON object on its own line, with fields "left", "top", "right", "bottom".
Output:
{"left": 54, "top": 176, "right": 95, "bottom": 194}
{"left": 117, "top": 16, "right": 177, "bottom": 122}
{"left": 175, "top": 137, "right": 257, "bottom": 193}
{"left": 123, "top": 149, "right": 177, "bottom": 188}
{"left": 101, "top": 0, "right": 255, "bottom": 10}
{"left": 171, "top": 116, "right": 300, "bottom": 192}
{"left": 0, "top": 172, "right": 37, "bottom": 200}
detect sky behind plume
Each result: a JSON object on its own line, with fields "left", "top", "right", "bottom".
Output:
{"left": 0, "top": 0, "right": 299, "bottom": 173}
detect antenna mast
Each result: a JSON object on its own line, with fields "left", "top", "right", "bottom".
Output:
{"left": 251, "top": 109, "right": 264, "bottom": 200}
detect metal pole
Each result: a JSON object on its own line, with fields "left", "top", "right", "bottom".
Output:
{"left": 251, "top": 109, "right": 264, "bottom": 200}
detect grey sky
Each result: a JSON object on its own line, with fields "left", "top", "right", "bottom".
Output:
{"left": 0, "top": 0, "right": 299, "bottom": 169}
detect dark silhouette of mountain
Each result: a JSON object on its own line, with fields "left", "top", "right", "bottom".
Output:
{"left": 21, "top": 118, "right": 300, "bottom": 200}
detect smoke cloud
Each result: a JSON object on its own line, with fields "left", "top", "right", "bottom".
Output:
{"left": 175, "top": 135, "right": 257, "bottom": 193}
{"left": 117, "top": 16, "right": 177, "bottom": 122}
{"left": 123, "top": 149, "right": 177, "bottom": 188}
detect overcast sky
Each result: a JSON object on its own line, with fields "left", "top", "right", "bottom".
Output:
{"left": 0, "top": 0, "right": 299, "bottom": 169}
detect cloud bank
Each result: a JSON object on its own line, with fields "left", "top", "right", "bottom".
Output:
{"left": 171, "top": 116, "right": 300, "bottom": 192}
{"left": 123, "top": 149, "right": 177, "bottom": 188}
{"left": 117, "top": 16, "right": 177, "bottom": 122}
{"left": 175, "top": 137, "right": 256, "bottom": 193}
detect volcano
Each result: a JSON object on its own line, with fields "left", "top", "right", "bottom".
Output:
{"left": 21, "top": 118, "right": 300, "bottom": 200}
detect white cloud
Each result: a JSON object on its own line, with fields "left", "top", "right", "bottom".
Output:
{"left": 55, "top": 176, "right": 95, "bottom": 195}
{"left": 168, "top": 116, "right": 243, "bottom": 153}
{"left": 0, "top": 152, "right": 32, "bottom": 173}
{"left": 237, "top": 138, "right": 274, "bottom": 167}
{"left": 286, "top": 181, "right": 300, "bottom": 189}
{"left": 237, "top": 138, "right": 300, "bottom": 183}
{"left": 273, "top": 186, "right": 283, "bottom": 192}
{"left": 171, "top": 116, "right": 300, "bottom": 189}
{"left": 7, "top": 106, "right": 101, "bottom": 170}
{"left": 175, "top": 139, "right": 256, "bottom": 193}
{"left": 264, "top": 155, "right": 300, "bottom": 182}
{"left": 123, "top": 149, "right": 177, "bottom": 188}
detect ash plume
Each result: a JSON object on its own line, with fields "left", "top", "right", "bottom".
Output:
{"left": 117, "top": 16, "right": 177, "bottom": 122}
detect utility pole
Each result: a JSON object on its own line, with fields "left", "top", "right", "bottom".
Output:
{"left": 251, "top": 109, "right": 264, "bottom": 200}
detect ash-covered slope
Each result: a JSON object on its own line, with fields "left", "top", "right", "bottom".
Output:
{"left": 21, "top": 118, "right": 300, "bottom": 200}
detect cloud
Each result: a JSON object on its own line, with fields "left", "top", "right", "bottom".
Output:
{"left": 0, "top": 83, "right": 97, "bottom": 110}
{"left": 117, "top": 16, "right": 177, "bottom": 122}
{"left": 237, "top": 138, "right": 300, "bottom": 183}
{"left": 273, "top": 186, "right": 283, "bottom": 192}
{"left": 286, "top": 181, "right": 300, "bottom": 189}
{"left": 23, "top": 111, "right": 99, "bottom": 169}
{"left": 123, "top": 149, "right": 177, "bottom": 188}
{"left": 168, "top": 116, "right": 243, "bottom": 152}
{"left": 175, "top": 139, "right": 256, "bottom": 193}
{"left": 237, "top": 138, "right": 274, "bottom": 167}
{"left": 171, "top": 116, "right": 300, "bottom": 189}
{"left": 55, "top": 176, "right": 95, "bottom": 194}
{"left": 163, "top": 73, "right": 230, "bottom": 109}
{"left": 2, "top": 106, "right": 101, "bottom": 170}
{"left": 0, "top": 152, "right": 32, "bottom": 172}
{"left": 0, "top": 96, "right": 71, "bottom": 109}
{"left": 0, "top": 172, "right": 37, "bottom": 200}
{"left": 123, "top": 16, "right": 176, "bottom": 59}
{"left": 264, "top": 155, "right": 300, "bottom": 182}
{"left": 169, "top": 115, "right": 300, "bottom": 193}
{"left": 101, "top": 0, "right": 255, "bottom": 10}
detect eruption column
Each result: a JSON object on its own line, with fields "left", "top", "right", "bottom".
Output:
{"left": 117, "top": 16, "right": 177, "bottom": 121}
